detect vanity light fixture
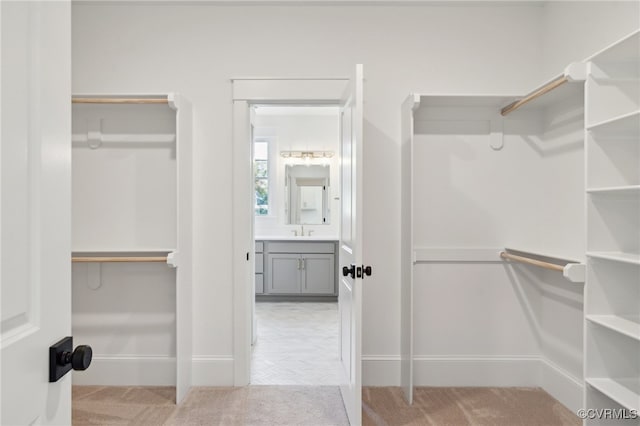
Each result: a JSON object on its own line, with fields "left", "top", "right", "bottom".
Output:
{"left": 280, "top": 151, "right": 334, "bottom": 160}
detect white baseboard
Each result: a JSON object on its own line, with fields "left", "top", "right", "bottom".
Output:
{"left": 192, "top": 356, "right": 235, "bottom": 386}
{"left": 539, "top": 358, "right": 583, "bottom": 413}
{"left": 363, "top": 356, "right": 401, "bottom": 386}
{"left": 72, "top": 353, "right": 583, "bottom": 414}
{"left": 72, "top": 356, "right": 176, "bottom": 386}
{"left": 413, "top": 355, "right": 541, "bottom": 387}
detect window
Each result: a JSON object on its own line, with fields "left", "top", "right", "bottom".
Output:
{"left": 254, "top": 140, "right": 269, "bottom": 215}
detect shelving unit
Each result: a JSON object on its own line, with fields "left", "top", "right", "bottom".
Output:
{"left": 584, "top": 30, "right": 640, "bottom": 424}
{"left": 70, "top": 94, "right": 193, "bottom": 403}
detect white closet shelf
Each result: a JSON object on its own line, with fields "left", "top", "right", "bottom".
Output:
{"left": 586, "top": 378, "right": 640, "bottom": 413}
{"left": 72, "top": 249, "right": 175, "bottom": 255}
{"left": 587, "top": 110, "right": 640, "bottom": 136}
{"left": 71, "top": 134, "right": 176, "bottom": 144}
{"left": 587, "top": 315, "right": 640, "bottom": 342}
{"left": 587, "top": 29, "right": 640, "bottom": 64}
{"left": 587, "top": 252, "right": 640, "bottom": 265}
{"left": 587, "top": 185, "right": 640, "bottom": 195}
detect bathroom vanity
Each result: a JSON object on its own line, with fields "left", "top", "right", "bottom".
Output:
{"left": 254, "top": 238, "right": 338, "bottom": 298}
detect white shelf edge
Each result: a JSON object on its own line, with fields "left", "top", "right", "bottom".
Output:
{"left": 587, "top": 185, "right": 640, "bottom": 194}
{"left": 587, "top": 252, "right": 640, "bottom": 265}
{"left": 586, "top": 315, "right": 640, "bottom": 342}
{"left": 72, "top": 248, "right": 176, "bottom": 255}
{"left": 586, "top": 109, "right": 640, "bottom": 132}
{"left": 585, "top": 378, "right": 640, "bottom": 413}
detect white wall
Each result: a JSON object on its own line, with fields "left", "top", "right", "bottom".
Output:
{"left": 71, "top": 1, "right": 639, "bottom": 391}
{"left": 541, "top": 1, "right": 640, "bottom": 82}
{"left": 253, "top": 111, "right": 340, "bottom": 238}
{"left": 72, "top": 3, "right": 544, "bottom": 383}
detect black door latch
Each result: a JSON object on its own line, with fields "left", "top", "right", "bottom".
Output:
{"left": 342, "top": 264, "right": 356, "bottom": 279}
{"left": 49, "top": 336, "right": 92, "bottom": 382}
{"left": 356, "top": 265, "right": 373, "bottom": 278}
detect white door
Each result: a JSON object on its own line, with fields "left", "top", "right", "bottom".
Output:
{"left": 1, "top": 1, "right": 73, "bottom": 424}
{"left": 338, "top": 64, "right": 365, "bottom": 425}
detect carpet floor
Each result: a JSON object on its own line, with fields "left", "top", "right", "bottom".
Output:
{"left": 73, "top": 385, "right": 580, "bottom": 426}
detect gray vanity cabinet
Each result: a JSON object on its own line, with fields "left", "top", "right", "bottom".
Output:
{"left": 255, "top": 241, "right": 264, "bottom": 294}
{"left": 258, "top": 240, "right": 337, "bottom": 296}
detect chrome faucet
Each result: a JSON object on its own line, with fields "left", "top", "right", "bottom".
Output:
{"left": 291, "top": 229, "right": 298, "bottom": 236}
{"left": 308, "top": 229, "right": 315, "bottom": 237}
{"left": 300, "top": 225, "right": 304, "bottom": 236}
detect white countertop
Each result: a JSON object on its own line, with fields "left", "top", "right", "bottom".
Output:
{"left": 255, "top": 236, "right": 338, "bottom": 241}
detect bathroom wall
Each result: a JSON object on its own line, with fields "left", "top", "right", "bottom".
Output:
{"left": 253, "top": 108, "right": 340, "bottom": 238}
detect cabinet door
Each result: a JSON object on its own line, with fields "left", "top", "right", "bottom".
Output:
{"left": 301, "top": 254, "right": 335, "bottom": 294}
{"left": 255, "top": 274, "right": 264, "bottom": 294}
{"left": 268, "top": 254, "right": 301, "bottom": 294}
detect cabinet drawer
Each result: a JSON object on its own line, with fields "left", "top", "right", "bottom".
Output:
{"left": 255, "top": 253, "right": 263, "bottom": 273}
{"left": 255, "top": 241, "right": 264, "bottom": 253}
{"left": 255, "top": 274, "right": 264, "bottom": 294}
{"left": 268, "top": 241, "right": 335, "bottom": 254}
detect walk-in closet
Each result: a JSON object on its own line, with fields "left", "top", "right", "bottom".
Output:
{"left": 70, "top": 95, "right": 193, "bottom": 402}
{"left": 1, "top": 1, "right": 639, "bottom": 425}
{"left": 402, "top": 29, "right": 640, "bottom": 423}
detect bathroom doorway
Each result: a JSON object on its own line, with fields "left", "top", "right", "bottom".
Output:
{"left": 250, "top": 105, "right": 342, "bottom": 385}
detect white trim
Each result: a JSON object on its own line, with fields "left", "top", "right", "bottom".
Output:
{"left": 232, "top": 79, "right": 348, "bottom": 102}
{"left": 192, "top": 357, "right": 235, "bottom": 386}
{"left": 539, "top": 357, "right": 584, "bottom": 414}
{"left": 412, "top": 355, "right": 540, "bottom": 387}
{"left": 72, "top": 356, "right": 176, "bottom": 386}
{"left": 363, "top": 356, "right": 401, "bottom": 386}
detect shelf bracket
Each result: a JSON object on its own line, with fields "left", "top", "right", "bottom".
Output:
{"left": 564, "top": 62, "right": 588, "bottom": 83}
{"left": 490, "top": 115, "right": 504, "bottom": 150}
{"left": 167, "top": 251, "right": 179, "bottom": 268}
{"left": 86, "top": 263, "right": 102, "bottom": 290}
{"left": 563, "top": 263, "right": 586, "bottom": 283}
{"left": 87, "top": 118, "right": 103, "bottom": 149}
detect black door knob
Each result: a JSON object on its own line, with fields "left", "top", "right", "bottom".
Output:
{"left": 59, "top": 345, "right": 92, "bottom": 371}
{"left": 342, "top": 264, "right": 355, "bottom": 279}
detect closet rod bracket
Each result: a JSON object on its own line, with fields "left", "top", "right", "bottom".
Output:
{"left": 167, "top": 251, "right": 179, "bottom": 268}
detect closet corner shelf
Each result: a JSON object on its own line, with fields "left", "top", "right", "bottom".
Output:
{"left": 585, "top": 378, "right": 640, "bottom": 413}
{"left": 587, "top": 252, "right": 640, "bottom": 265}
{"left": 586, "top": 110, "right": 640, "bottom": 135}
{"left": 587, "top": 185, "right": 640, "bottom": 195}
{"left": 586, "top": 315, "right": 640, "bottom": 342}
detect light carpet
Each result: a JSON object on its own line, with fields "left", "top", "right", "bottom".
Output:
{"left": 73, "top": 385, "right": 580, "bottom": 425}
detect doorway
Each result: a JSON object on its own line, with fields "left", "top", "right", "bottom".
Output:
{"left": 250, "top": 105, "right": 342, "bottom": 385}
{"left": 231, "top": 71, "right": 364, "bottom": 425}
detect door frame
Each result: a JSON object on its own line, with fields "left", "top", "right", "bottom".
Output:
{"left": 231, "top": 77, "right": 349, "bottom": 386}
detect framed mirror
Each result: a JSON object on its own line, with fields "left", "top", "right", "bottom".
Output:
{"left": 285, "top": 165, "right": 330, "bottom": 225}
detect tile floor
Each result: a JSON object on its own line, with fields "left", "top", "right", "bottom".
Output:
{"left": 250, "top": 301, "right": 342, "bottom": 385}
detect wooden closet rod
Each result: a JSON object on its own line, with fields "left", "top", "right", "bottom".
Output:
{"left": 72, "top": 98, "right": 168, "bottom": 104}
{"left": 72, "top": 256, "right": 168, "bottom": 263}
{"left": 499, "top": 251, "right": 565, "bottom": 272}
{"left": 500, "top": 75, "right": 568, "bottom": 116}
